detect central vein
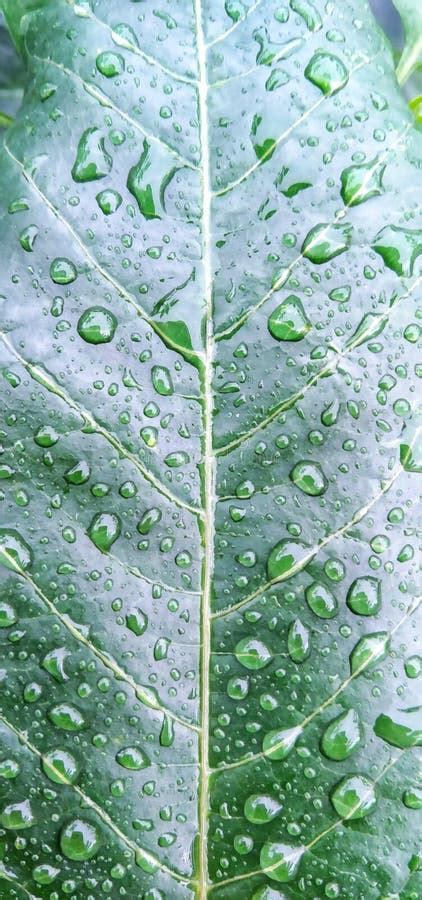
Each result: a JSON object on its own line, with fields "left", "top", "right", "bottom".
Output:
{"left": 194, "top": 1, "right": 215, "bottom": 897}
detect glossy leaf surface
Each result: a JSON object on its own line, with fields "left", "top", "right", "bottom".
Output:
{"left": 0, "top": 1, "right": 421, "bottom": 898}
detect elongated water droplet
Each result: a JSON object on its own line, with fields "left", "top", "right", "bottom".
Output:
{"left": 60, "top": 818, "right": 101, "bottom": 861}
{"left": 96, "top": 188, "right": 122, "bottom": 215}
{"left": 290, "top": 0, "right": 322, "bottom": 31}
{"left": 72, "top": 128, "right": 112, "bottom": 182}
{"left": 0, "top": 601, "right": 17, "bottom": 627}
{"left": 403, "top": 788, "right": 422, "bottom": 809}
{"left": 42, "top": 748, "right": 79, "bottom": 784}
{"left": 372, "top": 225, "right": 422, "bottom": 276}
{"left": 19, "top": 224, "right": 38, "bottom": 251}
{"left": 77, "top": 306, "right": 117, "bottom": 344}
{"left": 331, "top": 775, "right": 376, "bottom": 819}
{"left": 127, "top": 139, "right": 160, "bottom": 219}
{"left": 42, "top": 647, "right": 70, "bottom": 682}
{"left": 152, "top": 365, "right": 174, "bottom": 396}
{"left": 321, "top": 709, "right": 362, "bottom": 760}
{"left": 116, "top": 746, "right": 150, "bottom": 770}
{"left": 137, "top": 507, "right": 162, "bottom": 535}
{"left": 374, "top": 713, "right": 422, "bottom": 749}
{"left": 33, "top": 864, "right": 60, "bottom": 885}
{"left": 347, "top": 576, "right": 381, "bottom": 616}
{"left": 287, "top": 618, "right": 310, "bottom": 663}
{"left": 48, "top": 703, "right": 85, "bottom": 731}
{"left": 126, "top": 608, "right": 148, "bottom": 636}
{"left": 160, "top": 715, "right": 174, "bottom": 747}
{"left": 268, "top": 295, "right": 311, "bottom": 341}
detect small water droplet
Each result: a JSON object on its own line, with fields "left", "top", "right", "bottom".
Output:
{"left": 96, "top": 50, "right": 125, "bottom": 77}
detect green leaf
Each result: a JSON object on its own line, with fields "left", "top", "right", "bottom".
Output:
{"left": 0, "top": 0, "right": 421, "bottom": 897}
{"left": 393, "top": 0, "right": 422, "bottom": 85}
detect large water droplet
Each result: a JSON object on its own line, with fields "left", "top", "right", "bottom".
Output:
{"left": 88, "top": 512, "right": 121, "bottom": 552}
{"left": 64, "top": 459, "right": 90, "bottom": 485}
{"left": 137, "top": 507, "right": 162, "bottom": 535}
{"left": 72, "top": 127, "right": 112, "bottom": 182}
{"left": 346, "top": 577, "right": 381, "bottom": 616}
{"left": 290, "top": 460, "right": 327, "bottom": 496}
{"left": 372, "top": 225, "right": 422, "bottom": 276}
{"left": 60, "top": 818, "right": 101, "bottom": 861}
{"left": 126, "top": 608, "right": 148, "bottom": 637}
{"left": 33, "top": 863, "right": 61, "bottom": 885}
{"left": 350, "top": 632, "right": 389, "bottom": 674}
{"left": 0, "top": 601, "right": 17, "bottom": 627}
{"left": 244, "top": 794, "right": 282, "bottom": 824}
{"left": 48, "top": 703, "right": 85, "bottom": 731}
{"left": 42, "top": 748, "right": 79, "bottom": 784}
{"left": 268, "top": 295, "right": 311, "bottom": 341}
{"left": 321, "top": 709, "right": 362, "bottom": 760}
{"left": 42, "top": 647, "right": 70, "bottom": 683}
{"left": 340, "top": 157, "right": 385, "bottom": 206}
{"left": 260, "top": 841, "right": 305, "bottom": 882}
{"left": 305, "top": 581, "right": 338, "bottom": 618}
{"left": 0, "top": 529, "right": 32, "bottom": 572}
{"left": 290, "top": 0, "right": 322, "bottom": 32}
{"left": 267, "top": 539, "right": 311, "bottom": 581}
{"left": 96, "top": 188, "right": 122, "bottom": 215}
{"left": 235, "top": 637, "right": 273, "bottom": 670}
{"left": 50, "top": 257, "right": 77, "bottom": 285}
{"left": 34, "top": 425, "right": 59, "bottom": 447}
{"left": 152, "top": 365, "right": 174, "bottom": 396}
{"left": 287, "top": 618, "right": 310, "bottom": 663}
{"left": 116, "top": 746, "right": 150, "bottom": 770}
{"left": 96, "top": 50, "right": 125, "bottom": 77}
{"left": 374, "top": 712, "right": 422, "bottom": 749}
{"left": 77, "top": 306, "right": 117, "bottom": 344}
{"left": 0, "top": 799, "right": 35, "bottom": 830}
{"left": 263, "top": 725, "right": 302, "bottom": 761}
{"left": 304, "top": 51, "right": 348, "bottom": 94}
{"left": 331, "top": 775, "right": 376, "bottom": 819}
{"left": 302, "top": 222, "right": 352, "bottom": 263}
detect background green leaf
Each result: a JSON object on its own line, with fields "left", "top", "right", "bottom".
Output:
{"left": 0, "top": 1, "right": 421, "bottom": 897}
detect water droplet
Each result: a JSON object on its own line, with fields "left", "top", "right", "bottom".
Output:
{"left": 268, "top": 295, "right": 311, "bottom": 341}
{"left": 340, "top": 157, "right": 385, "bottom": 206}
{"left": 405, "top": 655, "right": 421, "bottom": 679}
{"left": 0, "top": 799, "right": 35, "bottom": 830}
{"left": 262, "top": 725, "right": 302, "bottom": 760}
{"left": 403, "top": 788, "right": 422, "bottom": 810}
{"left": 164, "top": 451, "right": 189, "bottom": 468}
{"left": 127, "top": 139, "right": 160, "bottom": 219}
{"left": 267, "top": 539, "right": 311, "bottom": 581}
{"left": 290, "top": 460, "right": 327, "bottom": 495}
{"left": 374, "top": 713, "right": 422, "bottom": 749}
{"left": 48, "top": 703, "right": 85, "bottom": 731}
{"left": 19, "top": 224, "right": 38, "bottom": 252}
{"left": 235, "top": 637, "right": 273, "bottom": 670}
{"left": 152, "top": 365, "right": 174, "bottom": 396}
{"left": 160, "top": 715, "right": 174, "bottom": 747}
{"left": 42, "top": 647, "right": 70, "bottom": 683}
{"left": 329, "top": 285, "right": 351, "bottom": 303}
{"left": 244, "top": 794, "right": 282, "bottom": 824}
{"left": 33, "top": 863, "right": 60, "bottom": 885}
{"left": 254, "top": 27, "right": 303, "bottom": 66}
{"left": 64, "top": 459, "right": 90, "bottom": 484}
{"left": 287, "top": 618, "right": 310, "bottom": 663}
{"left": 88, "top": 512, "right": 121, "bottom": 552}
{"left": 77, "top": 306, "right": 117, "bottom": 344}
{"left": 96, "top": 188, "right": 122, "bottom": 215}
{"left": 346, "top": 576, "right": 381, "bottom": 616}
{"left": 116, "top": 746, "right": 150, "bottom": 770}
{"left": 0, "top": 758, "right": 19, "bottom": 779}
{"left": 290, "top": 0, "right": 322, "bottom": 32}
{"left": 305, "top": 582, "right": 338, "bottom": 618}
{"left": 227, "top": 675, "right": 249, "bottom": 699}
{"left": 321, "top": 709, "right": 362, "bottom": 760}
{"left": 112, "top": 22, "right": 140, "bottom": 50}
{"left": 265, "top": 68, "right": 290, "bottom": 91}
{"left": 260, "top": 841, "right": 305, "bottom": 883}
{"left": 42, "top": 748, "right": 79, "bottom": 784}
{"left": 331, "top": 775, "right": 376, "bottom": 819}
{"left": 321, "top": 398, "right": 339, "bottom": 426}
{"left": 0, "top": 601, "right": 17, "bottom": 628}
{"left": 0, "top": 529, "right": 32, "bottom": 572}
{"left": 137, "top": 507, "right": 162, "bottom": 535}
{"left": 50, "top": 257, "right": 77, "bottom": 284}
{"left": 72, "top": 127, "right": 112, "bottom": 182}
{"left": 96, "top": 50, "right": 125, "bottom": 77}
{"left": 372, "top": 225, "right": 422, "bottom": 276}
{"left": 224, "top": 0, "right": 246, "bottom": 22}
{"left": 60, "top": 818, "right": 101, "bottom": 861}
{"left": 302, "top": 222, "right": 352, "bottom": 263}
{"left": 350, "top": 632, "right": 389, "bottom": 674}
{"left": 304, "top": 52, "right": 348, "bottom": 94}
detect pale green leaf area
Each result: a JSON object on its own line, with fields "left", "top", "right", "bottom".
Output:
{"left": 0, "top": 1, "right": 421, "bottom": 898}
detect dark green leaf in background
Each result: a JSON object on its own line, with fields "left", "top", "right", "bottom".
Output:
{"left": 0, "top": 1, "right": 421, "bottom": 898}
